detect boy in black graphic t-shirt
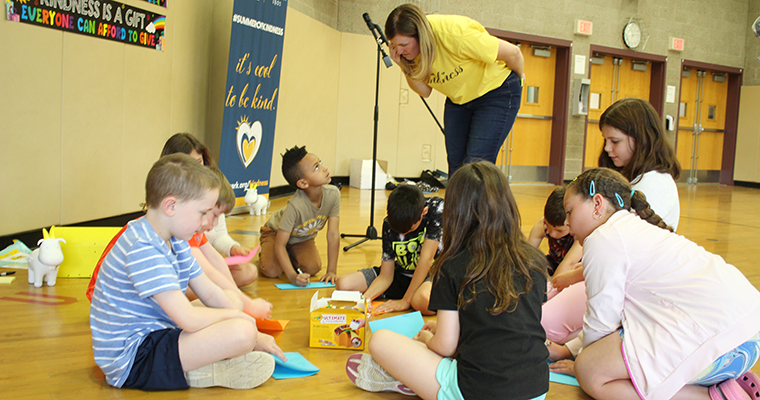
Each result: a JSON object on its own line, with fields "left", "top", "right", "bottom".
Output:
{"left": 336, "top": 185, "right": 442, "bottom": 315}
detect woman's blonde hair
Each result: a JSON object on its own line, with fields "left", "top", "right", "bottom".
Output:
{"left": 385, "top": 4, "right": 436, "bottom": 82}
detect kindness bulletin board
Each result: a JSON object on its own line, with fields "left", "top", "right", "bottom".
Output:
{"left": 5, "top": 0, "right": 166, "bottom": 51}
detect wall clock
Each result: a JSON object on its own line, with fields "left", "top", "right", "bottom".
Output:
{"left": 623, "top": 21, "right": 641, "bottom": 49}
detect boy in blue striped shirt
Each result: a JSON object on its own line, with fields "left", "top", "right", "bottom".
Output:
{"left": 90, "top": 153, "right": 285, "bottom": 390}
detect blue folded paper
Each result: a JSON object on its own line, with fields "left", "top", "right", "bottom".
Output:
{"left": 273, "top": 352, "right": 320, "bottom": 380}
{"left": 275, "top": 282, "right": 335, "bottom": 290}
{"left": 368, "top": 311, "right": 425, "bottom": 339}
{"left": 547, "top": 361, "right": 579, "bottom": 386}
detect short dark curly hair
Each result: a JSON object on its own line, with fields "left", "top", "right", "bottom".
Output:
{"left": 387, "top": 184, "right": 426, "bottom": 234}
{"left": 281, "top": 145, "right": 308, "bottom": 187}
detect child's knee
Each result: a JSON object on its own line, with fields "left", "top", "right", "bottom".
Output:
{"left": 295, "top": 257, "right": 322, "bottom": 275}
{"left": 257, "top": 260, "right": 281, "bottom": 279}
{"left": 335, "top": 275, "right": 349, "bottom": 290}
{"left": 232, "top": 263, "right": 258, "bottom": 287}
{"left": 369, "top": 329, "right": 393, "bottom": 355}
{"left": 227, "top": 319, "right": 259, "bottom": 351}
{"left": 335, "top": 273, "right": 361, "bottom": 291}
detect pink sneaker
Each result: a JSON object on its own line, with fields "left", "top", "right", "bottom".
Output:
{"left": 737, "top": 371, "right": 760, "bottom": 398}
{"left": 710, "top": 379, "right": 752, "bottom": 400}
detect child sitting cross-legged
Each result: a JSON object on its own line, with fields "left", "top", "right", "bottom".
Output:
{"left": 346, "top": 161, "right": 549, "bottom": 400}
{"left": 90, "top": 154, "right": 285, "bottom": 391}
{"left": 336, "top": 184, "right": 443, "bottom": 315}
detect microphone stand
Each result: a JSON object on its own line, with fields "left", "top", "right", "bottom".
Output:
{"left": 341, "top": 14, "right": 392, "bottom": 252}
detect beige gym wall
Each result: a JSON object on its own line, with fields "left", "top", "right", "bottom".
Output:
{"left": 1, "top": 0, "right": 215, "bottom": 236}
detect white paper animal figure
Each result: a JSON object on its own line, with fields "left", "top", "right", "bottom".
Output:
{"left": 244, "top": 183, "right": 268, "bottom": 216}
{"left": 28, "top": 227, "right": 66, "bottom": 288}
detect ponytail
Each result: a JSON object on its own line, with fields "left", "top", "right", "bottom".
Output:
{"left": 630, "top": 190, "right": 673, "bottom": 232}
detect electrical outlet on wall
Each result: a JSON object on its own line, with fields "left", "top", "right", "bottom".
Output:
{"left": 422, "top": 144, "right": 431, "bottom": 162}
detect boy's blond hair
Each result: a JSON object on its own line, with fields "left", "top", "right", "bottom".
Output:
{"left": 209, "top": 167, "right": 236, "bottom": 213}
{"left": 145, "top": 153, "right": 220, "bottom": 209}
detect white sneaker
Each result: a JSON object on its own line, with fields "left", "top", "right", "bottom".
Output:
{"left": 345, "top": 353, "right": 415, "bottom": 395}
{"left": 185, "top": 351, "right": 275, "bottom": 389}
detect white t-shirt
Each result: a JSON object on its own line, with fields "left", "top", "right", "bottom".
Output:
{"left": 632, "top": 170, "right": 680, "bottom": 231}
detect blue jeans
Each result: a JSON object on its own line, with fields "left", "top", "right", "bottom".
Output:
{"left": 443, "top": 71, "right": 522, "bottom": 176}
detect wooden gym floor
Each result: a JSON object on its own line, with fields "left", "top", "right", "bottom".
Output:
{"left": 2, "top": 183, "right": 760, "bottom": 400}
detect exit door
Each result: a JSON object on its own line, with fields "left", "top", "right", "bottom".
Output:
{"left": 677, "top": 68, "right": 728, "bottom": 184}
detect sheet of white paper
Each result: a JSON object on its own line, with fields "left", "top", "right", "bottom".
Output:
{"left": 574, "top": 55, "right": 586, "bottom": 75}
{"left": 589, "top": 93, "right": 600, "bottom": 110}
{"left": 666, "top": 85, "right": 676, "bottom": 103}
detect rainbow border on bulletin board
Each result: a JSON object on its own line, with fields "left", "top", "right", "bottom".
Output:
{"left": 143, "top": 0, "right": 166, "bottom": 8}
{"left": 5, "top": 0, "right": 166, "bottom": 51}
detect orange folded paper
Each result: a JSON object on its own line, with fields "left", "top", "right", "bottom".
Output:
{"left": 256, "top": 319, "right": 289, "bottom": 331}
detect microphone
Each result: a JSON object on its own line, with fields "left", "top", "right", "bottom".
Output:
{"left": 363, "top": 13, "right": 389, "bottom": 45}
{"left": 362, "top": 12, "right": 392, "bottom": 68}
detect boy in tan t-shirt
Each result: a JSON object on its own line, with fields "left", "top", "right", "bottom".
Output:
{"left": 258, "top": 145, "right": 340, "bottom": 287}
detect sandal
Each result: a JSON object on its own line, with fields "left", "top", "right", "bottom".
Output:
{"left": 708, "top": 379, "right": 751, "bottom": 400}
{"left": 710, "top": 379, "right": 752, "bottom": 400}
{"left": 737, "top": 371, "right": 760, "bottom": 398}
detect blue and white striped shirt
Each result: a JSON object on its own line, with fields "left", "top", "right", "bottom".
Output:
{"left": 89, "top": 217, "right": 202, "bottom": 387}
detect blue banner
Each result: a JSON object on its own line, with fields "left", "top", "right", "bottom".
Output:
{"left": 219, "top": 0, "right": 287, "bottom": 200}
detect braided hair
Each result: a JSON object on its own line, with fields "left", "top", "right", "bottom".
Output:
{"left": 568, "top": 168, "right": 672, "bottom": 232}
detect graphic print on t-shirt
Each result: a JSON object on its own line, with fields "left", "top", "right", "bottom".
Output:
{"left": 393, "top": 229, "right": 426, "bottom": 271}
{"left": 292, "top": 215, "right": 328, "bottom": 238}
{"left": 429, "top": 65, "right": 464, "bottom": 85}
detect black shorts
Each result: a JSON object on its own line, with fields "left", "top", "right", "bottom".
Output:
{"left": 122, "top": 328, "right": 189, "bottom": 390}
{"left": 361, "top": 266, "right": 429, "bottom": 300}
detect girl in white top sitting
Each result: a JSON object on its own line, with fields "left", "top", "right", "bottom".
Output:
{"left": 566, "top": 168, "right": 760, "bottom": 400}
{"left": 543, "top": 98, "right": 682, "bottom": 348}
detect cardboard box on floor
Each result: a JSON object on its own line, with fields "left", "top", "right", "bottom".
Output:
{"left": 349, "top": 159, "right": 388, "bottom": 190}
{"left": 309, "top": 290, "right": 366, "bottom": 350}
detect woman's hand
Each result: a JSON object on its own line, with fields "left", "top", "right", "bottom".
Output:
{"left": 389, "top": 43, "right": 402, "bottom": 65}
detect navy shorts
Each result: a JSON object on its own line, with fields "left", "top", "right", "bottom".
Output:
{"left": 361, "top": 266, "right": 429, "bottom": 300}
{"left": 122, "top": 328, "right": 189, "bottom": 390}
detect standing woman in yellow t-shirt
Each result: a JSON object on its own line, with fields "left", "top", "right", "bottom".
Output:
{"left": 385, "top": 4, "right": 525, "bottom": 176}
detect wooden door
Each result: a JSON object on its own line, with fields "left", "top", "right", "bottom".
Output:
{"left": 678, "top": 69, "right": 727, "bottom": 183}
{"left": 496, "top": 43, "right": 555, "bottom": 180}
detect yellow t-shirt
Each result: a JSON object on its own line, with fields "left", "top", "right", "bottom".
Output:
{"left": 426, "top": 14, "right": 513, "bottom": 104}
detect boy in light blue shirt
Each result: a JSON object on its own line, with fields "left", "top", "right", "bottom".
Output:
{"left": 90, "top": 153, "right": 285, "bottom": 390}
